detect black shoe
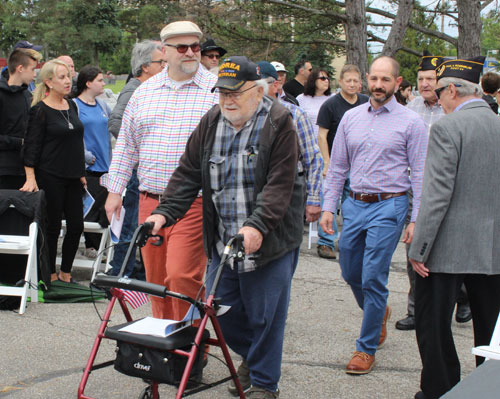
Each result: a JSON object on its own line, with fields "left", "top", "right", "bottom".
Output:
{"left": 395, "top": 315, "right": 415, "bottom": 331}
{"left": 455, "top": 303, "right": 472, "bottom": 323}
{"left": 414, "top": 391, "right": 427, "bottom": 399}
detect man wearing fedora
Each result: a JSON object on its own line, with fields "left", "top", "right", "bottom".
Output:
{"left": 200, "top": 38, "right": 226, "bottom": 74}
{"left": 409, "top": 57, "right": 500, "bottom": 399}
{"left": 102, "top": 21, "right": 218, "bottom": 321}
{"left": 146, "top": 56, "right": 305, "bottom": 399}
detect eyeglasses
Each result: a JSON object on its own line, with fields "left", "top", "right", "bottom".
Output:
{"left": 317, "top": 76, "right": 329, "bottom": 81}
{"left": 216, "top": 85, "right": 257, "bottom": 100}
{"left": 203, "top": 54, "right": 220, "bottom": 60}
{"left": 165, "top": 43, "right": 201, "bottom": 54}
{"left": 150, "top": 60, "right": 167, "bottom": 67}
{"left": 434, "top": 83, "right": 461, "bottom": 99}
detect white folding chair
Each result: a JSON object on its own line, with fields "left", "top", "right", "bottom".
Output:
{"left": 472, "top": 312, "right": 500, "bottom": 360}
{"left": 308, "top": 221, "right": 319, "bottom": 249}
{"left": 57, "top": 221, "right": 112, "bottom": 280}
{"left": 0, "top": 221, "right": 38, "bottom": 314}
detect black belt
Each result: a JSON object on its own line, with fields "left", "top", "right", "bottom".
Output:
{"left": 349, "top": 191, "right": 406, "bottom": 203}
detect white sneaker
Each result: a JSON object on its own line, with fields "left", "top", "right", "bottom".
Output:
{"left": 82, "top": 248, "right": 98, "bottom": 259}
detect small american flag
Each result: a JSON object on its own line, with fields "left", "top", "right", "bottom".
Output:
{"left": 120, "top": 289, "right": 149, "bottom": 309}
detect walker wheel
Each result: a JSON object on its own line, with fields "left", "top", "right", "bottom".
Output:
{"left": 138, "top": 385, "right": 158, "bottom": 399}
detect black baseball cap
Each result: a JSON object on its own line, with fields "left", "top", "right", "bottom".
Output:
{"left": 14, "top": 40, "right": 42, "bottom": 51}
{"left": 212, "top": 56, "right": 261, "bottom": 91}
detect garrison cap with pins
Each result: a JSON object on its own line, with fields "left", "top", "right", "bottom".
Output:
{"left": 436, "top": 56, "right": 485, "bottom": 84}
{"left": 418, "top": 50, "right": 444, "bottom": 71}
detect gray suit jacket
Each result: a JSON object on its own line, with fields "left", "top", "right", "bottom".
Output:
{"left": 409, "top": 100, "right": 500, "bottom": 274}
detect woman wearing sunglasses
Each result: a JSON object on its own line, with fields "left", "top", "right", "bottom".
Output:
{"left": 297, "top": 68, "right": 335, "bottom": 261}
{"left": 296, "top": 68, "right": 332, "bottom": 138}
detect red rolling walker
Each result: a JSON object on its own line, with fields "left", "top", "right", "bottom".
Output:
{"left": 77, "top": 223, "right": 246, "bottom": 399}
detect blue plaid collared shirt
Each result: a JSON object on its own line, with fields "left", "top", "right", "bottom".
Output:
{"left": 210, "top": 96, "right": 272, "bottom": 272}
{"left": 279, "top": 99, "right": 322, "bottom": 207}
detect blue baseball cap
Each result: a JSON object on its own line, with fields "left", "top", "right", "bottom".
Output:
{"left": 14, "top": 40, "right": 42, "bottom": 51}
{"left": 257, "top": 61, "right": 278, "bottom": 80}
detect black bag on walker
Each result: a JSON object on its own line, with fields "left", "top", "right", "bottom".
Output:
{"left": 114, "top": 338, "right": 206, "bottom": 385}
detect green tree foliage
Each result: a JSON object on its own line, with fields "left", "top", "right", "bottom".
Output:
{"left": 481, "top": 10, "right": 500, "bottom": 58}
{"left": 1, "top": 0, "right": 121, "bottom": 69}
{"left": 208, "top": 0, "right": 345, "bottom": 74}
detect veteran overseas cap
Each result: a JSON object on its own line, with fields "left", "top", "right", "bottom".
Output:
{"left": 212, "top": 56, "right": 261, "bottom": 91}
{"left": 436, "top": 56, "right": 485, "bottom": 83}
{"left": 418, "top": 51, "right": 443, "bottom": 72}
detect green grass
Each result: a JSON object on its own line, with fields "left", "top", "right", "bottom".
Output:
{"left": 105, "top": 79, "right": 126, "bottom": 94}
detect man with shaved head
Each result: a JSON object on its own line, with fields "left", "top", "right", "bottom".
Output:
{"left": 320, "top": 56, "right": 428, "bottom": 374}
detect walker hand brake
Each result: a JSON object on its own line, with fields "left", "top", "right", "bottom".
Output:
{"left": 136, "top": 222, "right": 163, "bottom": 247}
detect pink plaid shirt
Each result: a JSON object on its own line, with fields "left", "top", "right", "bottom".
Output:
{"left": 101, "top": 66, "right": 218, "bottom": 195}
{"left": 323, "top": 96, "right": 428, "bottom": 222}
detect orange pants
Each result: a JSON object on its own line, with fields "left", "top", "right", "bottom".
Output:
{"left": 139, "top": 195, "right": 206, "bottom": 320}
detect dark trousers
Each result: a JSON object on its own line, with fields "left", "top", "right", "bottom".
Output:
{"left": 83, "top": 171, "right": 108, "bottom": 250}
{"left": 415, "top": 272, "right": 500, "bottom": 399}
{"left": 0, "top": 175, "right": 25, "bottom": 190}
{"left": 206, "top": 248, "right": 299, "bottom": 392}
{"left": 37, "top": 170, "right": 83, "bottom": 274}
{"left": 109, "top": 169, "right": 140, "bottom": 277}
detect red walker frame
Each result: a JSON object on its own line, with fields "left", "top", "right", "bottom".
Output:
{"left": 77, "top": 225, "right": 246, "bottom": 399}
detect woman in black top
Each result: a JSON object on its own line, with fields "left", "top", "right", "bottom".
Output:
{"left": 21, "top": 59, "right": 86, "bottom": 283}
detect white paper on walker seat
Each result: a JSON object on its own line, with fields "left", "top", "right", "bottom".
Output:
{"left": 119, "top": 316, "right": 189, "bottom": 338}
{"left": 110, "top": 207, "right": 126, "bottom": 243}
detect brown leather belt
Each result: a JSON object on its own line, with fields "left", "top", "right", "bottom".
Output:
{"left": 349, "top": 191, "right": 406, "bottom": 203}
{"left": 140, "top": 191, "right": 161, "bottom": 201}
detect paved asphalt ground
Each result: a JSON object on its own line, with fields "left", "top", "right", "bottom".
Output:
{"left": 0, "top": 226, "right": 477, "bottom": 399}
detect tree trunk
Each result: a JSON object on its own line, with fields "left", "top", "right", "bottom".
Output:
{"left": 456, "top": 0, "right": 482, "bottom": 58}
{"left": 382, "top": 0, "right": 414, "bottom": 56}
{"left": 345, "top": 0, "right": 368, "bottom": 90}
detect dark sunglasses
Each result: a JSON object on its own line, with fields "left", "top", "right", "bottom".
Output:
{"left": 317, "top": 76, "right": 330, "bottom": 81}
{"left": 203, "top": 54, "right": 220, "bottom": 59}
{"left": 435, "top": 83, "right": 461, "bottom": 99}
{"left": 165, "top": 43, "right": 201, "bottom": 54}
{"left": 150, "top": 60, "right": 167, "bottom": 67}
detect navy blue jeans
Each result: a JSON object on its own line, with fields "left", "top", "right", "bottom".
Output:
{"left": 206, "top": 247, "right": 299, "bottom": 392}
{"left": 109, "top": 169, "right": 141, "bottom": 277}
{"left": 339, "top": 195, "right": 408, "bottom": 354}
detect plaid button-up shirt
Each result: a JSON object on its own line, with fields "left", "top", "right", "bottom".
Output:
{"left": 211, "top": 96, "right": 272, "bottom": 272}
{"left": 101, "top": 66, "right": 218, "bottom": 195}
{"left": 407, "top": 96, "right": 444, "bottom": 135}
{"left": 279, "top": 99, "right": 322, "bottom": 207}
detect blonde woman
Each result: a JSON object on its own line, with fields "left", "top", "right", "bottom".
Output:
{"left": 21, "top": 59, "right": 86, "bottom": 283}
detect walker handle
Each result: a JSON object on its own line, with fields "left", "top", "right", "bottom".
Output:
{"left": 92, "top": 274, "right": 168, "bottom": 298}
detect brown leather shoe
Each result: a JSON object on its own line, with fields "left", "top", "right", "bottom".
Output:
{"left": 345, "top": 351, "right": 375, "bottom": 374}
{"left": 378, "top": 305, "right": 392, "bottom": 348}
{"left": 317, "top": 245, "right": 337, "bottom": 259}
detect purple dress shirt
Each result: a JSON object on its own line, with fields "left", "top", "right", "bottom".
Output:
{"left": 323, "top": 96, "right": 428, "bottom": 222}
